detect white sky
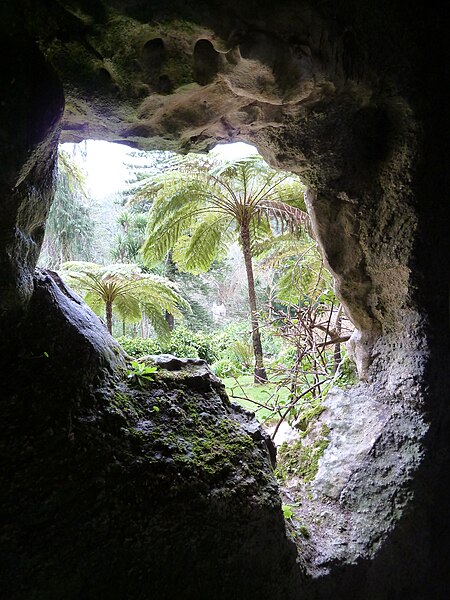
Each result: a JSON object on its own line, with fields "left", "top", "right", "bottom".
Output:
{"left": 62, "top": 140, "right": 259, "bottom": 200}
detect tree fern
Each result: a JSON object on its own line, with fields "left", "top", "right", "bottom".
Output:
{"left": 131, "top": 152, "right": 308, "bottom": 382}
{"left": 60, "top": 261, "right": 189, "bottom": 340}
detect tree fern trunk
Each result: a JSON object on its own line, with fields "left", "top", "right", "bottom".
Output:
{"left": 106, "top": 301, "right": 113, "bottom": 335}
{"left": 165, "top": 311, "right": 174, "bottom": 331}
{"left": 240, "top": 220, "right": 268, "bottom": 383}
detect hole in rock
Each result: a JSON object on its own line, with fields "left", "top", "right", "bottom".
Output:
{"left": 193, "top": 39, "right": 220, "bottom": 85}
{"left": 142, "top": 37, "right": 165, "bottom": 70}
{"left": 39, "top": 139, "right": 357, "bottom": 567}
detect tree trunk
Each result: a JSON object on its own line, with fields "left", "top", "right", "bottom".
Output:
{"left": 106, "top": 301, "right": 113, "bottom": 335}
{"left": 239, "top": 220, "right": 268, "bottom": 383}
{"left": 333, "top": 305, "right": 343, "bottom": 374}
{"left": 165, "top": 311, "right": 175, "bottom": 331}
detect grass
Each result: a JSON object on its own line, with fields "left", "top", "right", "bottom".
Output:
{"left": 222, "top": 374, "right": 290, "bottom": 423}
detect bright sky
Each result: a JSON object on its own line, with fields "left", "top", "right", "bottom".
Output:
{"left": 62, "top": 140, "right": 259, "bottom": 199}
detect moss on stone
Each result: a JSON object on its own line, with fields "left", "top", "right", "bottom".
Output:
{"left": 110, "top": 390, "right": 145, "bottom": 421}
{"left": 277, "top": 424, "right": 330, "bottom": 483}
{"left": 126, "top": 385, "right": 256, "bottom": 479}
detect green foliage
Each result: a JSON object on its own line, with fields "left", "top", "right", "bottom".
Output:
{"left": 277, "top": 424, "right": 330, "bottom": 483}
{"left": 168, "top": 327, "right": 217, "bottom": 362}
{"left": 111, "top": 209, "right": 148, "bottom": 264}
{"left": 131, "top": 152, "right": 308, "bottom": 381}
{"left": 226, "top": 339, "right": 254, "bottom": 371}
{"left": 210, "top": 358, "right": 242, "bottom": 379}
{"left": 60, "top": 261, "right": 188, "bottom": 340}
{"left": 335, "top": 355, "right": 358, "bottom": 388}
{"left": 117, "top": 336, "right": 161, "bottom": 357}
{"left": 210, "top": 320, "right": 282, "bottom": 375}
{"left": 117, "top": 326, "right": 217, "bottom": 364}
{"left": 220, "top": 374, "right": 290, "bottom": 422}
{"left": 282, "top": 504, "right": 294, "bottom": 519}
{"left": 136, "top": 154, "right": 307, "bottom": 276}
{"left": 39, "top": 150, "right": 96, "bottom": 268}
{"left": 295, "top": 398, "right": 326, "bottom": 432}
{"left": 211, "top": 322, "right": 252, "bottom": 374}
{"left": 125, "top": 360, "right": 158, "bottom": 387}
{"left": 151, "top": 253, "right": 218, "bottom": 332}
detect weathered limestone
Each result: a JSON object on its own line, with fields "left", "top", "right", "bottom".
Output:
{"left": 1, "top": 1, "right": 449, "bottom": 598}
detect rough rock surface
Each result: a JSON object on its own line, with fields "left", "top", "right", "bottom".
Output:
{"left": 0, "top": 271, "right": 300, "bottom": 599}
{"left": 0, "top": 1, "right": 449, "bottom": 598}
{"left": 290, "top": 385, "right": 428, "bottom": 572}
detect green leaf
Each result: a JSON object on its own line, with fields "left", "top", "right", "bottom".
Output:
{"left": 282, "top": 504, "right": 294, "bottom": 519}
{"left": 59, "top": 261, "right": 188, "bottom": 340}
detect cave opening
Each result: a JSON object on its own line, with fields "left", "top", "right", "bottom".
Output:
{"left": 42, "top": 137, "right": 357, "bottom": 424}
{"left": 40, "top": 137, "right": 359, "bottom": 554}
{"left": 1, "top": 2, "right": 449, "bottom": 598}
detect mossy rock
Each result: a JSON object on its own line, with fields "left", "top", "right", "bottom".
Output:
{"left": 277, "top": 424, "right": 330, "bottom": 483}
{"left": 0, "top": 273, "right": 300, "bottom": 599}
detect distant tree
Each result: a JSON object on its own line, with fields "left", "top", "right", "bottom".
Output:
{"left": 133, "top": 154, "right": 307, "bottom": 383}
{"left": 111, "top": 210, "right": 148, "bottom": 264}
{"left": 39, "top": 150, "right": 96, "bottom": 268}
{"left": 60, "top": 261, "right": 189, "bottom": 340}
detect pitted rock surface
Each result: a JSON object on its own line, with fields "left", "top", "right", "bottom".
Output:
{"left": 0, "top": 1, "right": 449, "bottom": 598}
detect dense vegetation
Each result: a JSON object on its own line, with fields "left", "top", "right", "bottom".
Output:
{"left": 40, "top": 143, "right": 356, "bottom": 442}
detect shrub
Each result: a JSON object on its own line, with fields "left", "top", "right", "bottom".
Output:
{"left": 167, "top": 327, "right": 217, "bottom": 363}
{"left": 210, "top": 358, "right": 242, "bottom": 378}
{"left": 226, "top": 339, "right": 254, "bottom": 371}
{"left": 117, "top": 326, "right": 218, "bottom": 364}
{"left": 117, "top": 336, "right": 161, "bottom": 358}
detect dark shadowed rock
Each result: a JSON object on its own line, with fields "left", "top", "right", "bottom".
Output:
{"left": 0, "top": 271, "right": 300, "bottom": 599}
{"left": 0, "top": 1, "right": 449, "bottom": 598}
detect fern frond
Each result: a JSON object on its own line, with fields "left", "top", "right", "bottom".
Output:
{"left": 174, "top": 214, "right": 234, "bottom": 274}
{"left": 142, "top": 305, "right": 172, "bottom": 344}
{"left": 83, "top": 290, "right": 105, "bottom": 316}
{"left": 257, "top": 200, "right": 309, "bottom": 235}
{"left": 58, "top": 261, "right": 189, "bottom": 340}
{"left": 113, "top": 292, "right": 142, "bottom": 323}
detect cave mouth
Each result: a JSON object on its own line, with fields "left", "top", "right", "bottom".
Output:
{"left": 44, "top": 137, "right": 355, "bottom": 437}
{"left": 2, "top": 3, "right": 447, "bottom": 596}
{"left": 23, "top": 128, "right": 429, "bottom": 593}
{"left": 37, "top": 134, "right": 417, "bottom": 580}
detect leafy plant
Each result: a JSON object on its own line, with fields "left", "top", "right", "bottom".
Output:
{"left": 132, "top": 153, "right": 308, "bottom": 383}
{"left": 226, "top": 339, "right": 254, "bottom": 371}
{"left": 117, "top": 336, "right": 162, "bottom": 357}
{"left": 60, "top": 262, "right": 189, "bottom": 339}
{"left": 167, "top": 327, "right": 217, "bottom": 363}
{"left": 111, "top": 210, "right": 148, "bottom": 264}
{"left": 282, "top": 504, "right": 295, "bottom": 520}
{"left": 116, "top": 327, "right": 217, "bottom": 363}
{"left": 126, "top": 360, "right": 158, "bottom": 386}
{"left": 211, "top": 358, "right": 242, "bottom": 379}
{"left": 39, "top": 149, "right": 96, "bottom": 268}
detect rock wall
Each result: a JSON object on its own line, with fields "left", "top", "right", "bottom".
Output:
{"left": 1, "top": 271, "right": 301, "bottom": 599}
{"left": 1, "top": 1, "right": 449, "bottom": 598}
